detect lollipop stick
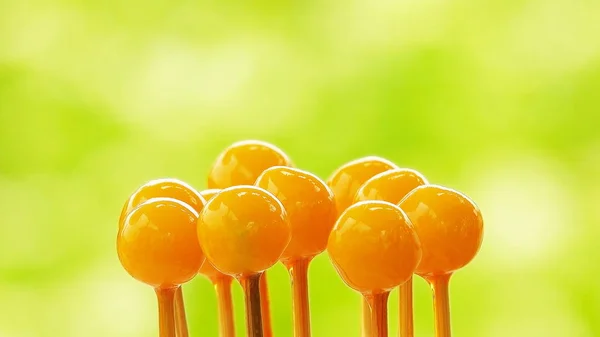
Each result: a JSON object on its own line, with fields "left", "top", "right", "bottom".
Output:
{"left": 426, "top": 274, "right": 452, "bottom": 337}
{"left": 156, "top": 287, "right": 177, "bottom": 337}
{"left": 362, "top": 299, "right": 371, "bottom": 337}
{"left": 399, "top": 277, "right": 414, "bottom": 337}
{"left": 214, "top": 277, "right": 235, "bottom": 337}
{"left": 259, "top": 273, "right": 273, "bottom": 337}
{"left": 174, "top": 287, "right": 189, "bottom": 337}
{"left": 365, "top": 292, "right": 389, "bottom": 337}
{"left": 284, "top": 258, "right": 312, "bottom": 337}
{"left": 239, "top": 273, "right": 264, "bottom": 337}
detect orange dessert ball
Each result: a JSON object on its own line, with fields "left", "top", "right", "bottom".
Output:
{"left": 399, "top": 185, "right": 484, "bottom": 277}
{"left": 255, "top": 166, "right": 337, "bottom": 261}
{"left": 208, "top": 140, "right": 292, "bottom": 189}
{"left": 327, "top": 156, "right": 398, "bottom": 213}
{"left": 200, "top": 189, "right": 221, "bottom": 202}
{"left": 327, "top": 201, "right": 422, "bottom": 294}
{"left": 117, "top": 198, "right": 205, "bottom": 288}
{"left": 354, "top": 168, "right": 428, "bottom": 204}
{"left": 119, "top": 178, "right": 206, "bottom": 228}
{"left": 197, "top": 186, "right": 291, "bottom": 276}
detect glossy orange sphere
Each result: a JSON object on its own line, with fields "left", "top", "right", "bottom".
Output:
{"left": 255, "top": 166, "right": 337, "bottom": 260}
{"left": 354, "top": 168, "right": 428, "bottom": 204}
{"left": 399, "top": 185, "right": 484, "bottom": 277}
{"left": 207, "top": 140, "right": 292, "bottom": 189}
{"left": 119, "top": 178, "right": 206, "bottom": 229}
{"left": 197, "top": 186, "right": 291, "bottom": 276}
{"left": 327, "top": 156, "right": 398, "bottom": 214}
{"left": 327, "top": 201, "right": 422, "bottom": 294}
{"left": 200, "top": 189, "right": 221, "bottom": 202}
{"left": 117, "top": 198, "right": 204, "bottom": 288}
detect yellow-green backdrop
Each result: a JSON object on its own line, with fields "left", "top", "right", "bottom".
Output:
{"left": 1, "top": 1, "right": 599, "bottom": 336}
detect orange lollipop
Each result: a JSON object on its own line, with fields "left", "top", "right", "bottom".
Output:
{"left": 399, "top": 185, "right": 484, "bottom": 337}
{"left": 119, "top": 178, "right": 206, "bottom": 337}
{"left": 327, "top": 201, "right": 422, "bottom": 337}
{"left": 327, "top": 156, "right": 397, "bottom": 213}
{"left": 256, "top": 166, "right": 337, "bottom": 337}
{"left": 327, "top": 156, "right": 397, "bottom": 336}
{"left": 208, "top": 140, "right": 293, "bottom": 336}
{"left": 197, "top": 186, "right": 291, "bottom": 337}
{"left": 208, "top": 140, "right": 292, "bottom": 189}
{"left": 354, "top": 169, "right": 428, "bottom": 337}
{"left": 198, "top": 188, "right": 235, "bottom": 337}
{"left": 118, "top": 198, "right": 204, "bottom": 337}
{"left": 119, "top": 178, "right": 206, "bottom": 229}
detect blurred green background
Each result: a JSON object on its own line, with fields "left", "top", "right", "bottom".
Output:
{"left": 1, "top": 0, "right": 600, "bottom": 336}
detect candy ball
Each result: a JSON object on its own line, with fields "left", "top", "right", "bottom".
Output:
{"left": 399, "top": 185, "right": 484, "bottom": 277}
{"left": 327, "top": 156, "right": 397, "bottom": 214}
{"left": 255, "top": 166, "right": 337, "bottom": 260}
{"left": 197, "top": 186, "right": 291, "bottom": 276}
{"left": 208, "top": 140, "right": 292, "bottom": 189}
{"left": 117, "top": 198, "right": 204, "bottom": 288}
{"left": 354, "top": 168, "right": 428, "bottom": 204}
{"left": 327, "top": 201, "right": 422, "bottom": 294}
{"left": 119, "top": 178, "right": 206, "bottom": 229}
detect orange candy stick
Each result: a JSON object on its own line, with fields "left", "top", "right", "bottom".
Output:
{"left": 118, "top": 198, "right": 205, "bottom": 337}
{"left": 256, "top": 167, "right": 337, "bottom": 337}
{"left": 119, "top": 179, "right": 207, "bottom": 337}
{"left": 197, "top": 186, "right": 292, "bottom": 337}
{"left": 327, "top": 157, "right": 397, "bottom": 336}
{"left": 327, "top": 201, "right": 422, "bottom": 337}
{"left": 208, "top": 140, "right": 293, "bottom": 337}
{"left": 354, "top": 169, "right": 428, "bottom": 337}
{"left": 399, "top": 185, "right": 484, "bottom": 337}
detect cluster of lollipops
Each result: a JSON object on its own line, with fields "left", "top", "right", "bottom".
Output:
{"left": 116, "top": 140, "right": 484, "bottom": 337}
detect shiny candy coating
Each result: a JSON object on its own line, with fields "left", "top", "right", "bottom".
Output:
{"left": 327, "top": 156, "right": 398, "bottom": 214}
{"left": 197, "top": 186, "right": 292, "bottom": 276}
{"left": 399, "top": 185, "right": 484, "bottom": 277}
{"left": 255, "top": 166, "right": 337, "bottom": 260}
{"left": 208, "top": 140, "right": 292, "bottom": 189}
{"left": 327, "top": 201, "right": 422, "bottom": 294}
{"left": 117, "top": 198, "right": 205, "bottom": 288}
{"left": 119, "top": 178, "right": 206, "bottom": 229}
{"left": 354, "top": 168, "right": 428, "bottom": 204}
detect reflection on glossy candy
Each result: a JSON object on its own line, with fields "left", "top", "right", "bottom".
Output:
{"left": 197, "top": 186, "right": 291, "bottom": 337}
{"left": 208, "top": 140, "right": 292, "bottom": 336}
{"left": 354, "top": 168, "right": 428, "bottom": 337}
{"left": 118, "top": 198, "right": 204, "bottom": 337}
{"left": 208, "top": 140, "right": 292, "bottom": 189}
{"left": 327, "top": 156, "right": 397, "bottom": 336}
{"left": 327, "top": 201, "right": 421, "bottom": 337}
{"left": 256, "top": 166, "right": 337, "bottom": 337}
{"left": 119, "top": 178, "right": 206, "bottom": 337}
{"left": 399, "top": 185, "right": 484, "bottom": 337}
